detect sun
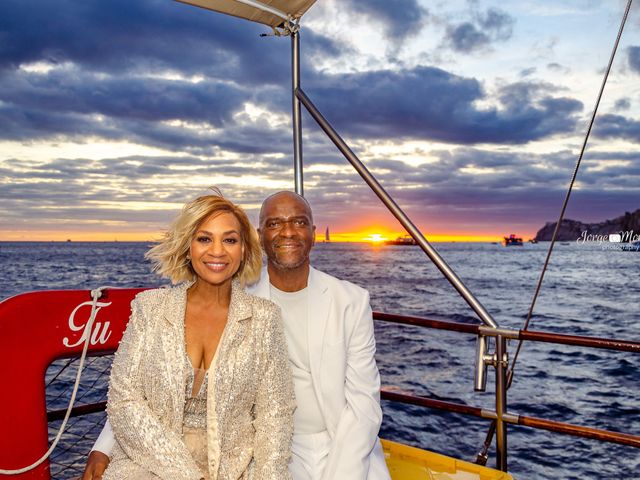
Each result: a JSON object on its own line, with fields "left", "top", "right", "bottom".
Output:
{"left": 365, "top": 233, "right": 386, "bottom": 243}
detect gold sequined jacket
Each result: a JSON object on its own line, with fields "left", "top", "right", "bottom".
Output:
{"left": 104, "top": 281, "right": 295, "bottom": 480}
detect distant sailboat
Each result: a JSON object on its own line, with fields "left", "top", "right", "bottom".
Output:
{"left": 325, "top": 226, "right": 330, "bottom": 242}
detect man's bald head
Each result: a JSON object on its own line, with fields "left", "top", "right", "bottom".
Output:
{"left": 259, "top": 191, "right": 313, "bottom": 226}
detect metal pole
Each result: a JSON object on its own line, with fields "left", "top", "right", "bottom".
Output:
{"left": 291, "top": 31, "right": 303, "bottom": 195}
{"left": 495, "top": 335, "right": 508, "bottom": 471}
{"left": 296, "top": 87, "right": 498, "bottom": 328}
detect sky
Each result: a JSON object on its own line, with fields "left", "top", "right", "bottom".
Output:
{"left": 1, "top": 0, "right": 639, "bottom": 242}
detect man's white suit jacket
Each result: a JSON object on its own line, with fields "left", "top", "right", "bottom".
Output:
{"left": 249, "top": 267, "right": 390, "bottom": 480}
{"left": 93, "top": 267, "right": 390, "bottom": 480}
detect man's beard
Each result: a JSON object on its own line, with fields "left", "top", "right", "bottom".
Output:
{"left": 270, "top": 252, "right": 308, "bottom": 270}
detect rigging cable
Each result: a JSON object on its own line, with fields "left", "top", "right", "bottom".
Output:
{"left": 475, "top": 0, "right": 634, "bottom": 465}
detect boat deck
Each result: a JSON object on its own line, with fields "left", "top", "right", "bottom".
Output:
{"left": 383, "top": 440, "right": 512, "bottom": 480}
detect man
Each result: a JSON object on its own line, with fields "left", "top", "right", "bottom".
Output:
{"left": 83, "top": 191, "right": 390, "bottom": 480}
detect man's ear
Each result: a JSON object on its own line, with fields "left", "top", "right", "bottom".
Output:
{"left": 312, "top": 225, "right": 316, "bottom": 246}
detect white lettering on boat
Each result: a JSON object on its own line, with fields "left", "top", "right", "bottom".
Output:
{"left": 63, "top": 300, "right": 113, "bottom": 348}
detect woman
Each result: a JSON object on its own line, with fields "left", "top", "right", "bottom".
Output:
{"left": 103, "top": 192, "right": 295, "bottom": 480}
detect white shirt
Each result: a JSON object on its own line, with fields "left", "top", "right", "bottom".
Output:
{"left": 270, "top": 285, "right": 326, "bottom": 434}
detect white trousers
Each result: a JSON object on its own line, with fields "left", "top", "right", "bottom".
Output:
{"left": 289, "top": 431, "right": 331, "bottom": 480}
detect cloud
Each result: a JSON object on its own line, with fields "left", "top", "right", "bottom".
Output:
{"left": 0, "top": 153, "right": 288, "bottom": 228}
{"left": 628, "top": 46, "right": 640, "bottom": 74}
{"left": 280, "top": 146, "right": 640, "bottom": 232}
{"left": 547, "top": 63, "right": 570, "bottom": 74}
{"left": 0, "top": 1, "right": 583, "bottom": 155}
{"left": 2, "top": 0, "right": 237, "bottom": 75}
{"left": 0, "top": 64, "right": 298, "bottom": 154}
{"left": 593, "top": 114, "right": 640, "bottom": 143}
{"left": 478, "top": 8, "right": 514, "bottom": 37}
{"left": 444, "top": 8, "right": 514, "bottom": 54}
{"left": 2, "top": 144, "right": 639, "bottom": 237}
{"left": 1, "top": 69, "right": 246, "bottom": 124}
{"left": 0, "top": 0, "right": 350, "bottom": 157}
{"left": 445, "top": 23, "right": 491, "bottom": 53}
{"left": 614, "top": 98, "right": 631, "bottom": 110}
{"left": 341, "top": 0, "right": 428, "bottom": 44}
{"left": 0, "top": 0, "right": 341, "bottom": 86}
{"left": 1, "top": 0, "right": 637, "bottom": 240}
{"left": 519, "top": 67, "right": 537, "bottom": 78}
{"left": 302, "top": 68, "right": 582, "bottom": 144}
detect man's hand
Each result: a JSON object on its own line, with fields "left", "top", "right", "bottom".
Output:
{"left": 80, "top": 451, "right": 110, "bottom": 480}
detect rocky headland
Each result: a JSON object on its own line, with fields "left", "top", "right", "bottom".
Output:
{"left": 534, "top": 208, "right": 640, "bottom": 241}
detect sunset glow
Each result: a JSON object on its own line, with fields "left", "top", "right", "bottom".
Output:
{"left": 317, "top": 231, "right": 506, "bottom": 243}
{"left": 366, "top": 234, "right": 386, "bottom": 243}
{"left": 0, "top": 230, "right": 162, "bottom": 242}
{"left": 1, "top": 223, "right": 525, "bottom": 243}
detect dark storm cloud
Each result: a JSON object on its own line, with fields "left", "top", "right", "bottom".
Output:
{"left": 0, "top": 0, "right": 341, "bottom": 86}
{"left": 0, "top": 102, "right": 286, "bottom": 155}
{"left": 0, "top": 63, "right": 299, "bottom": 154}
{"left": 0, "top": 69, "right": 247, "bottom": 126}
{"left": 444, "top": 8, "right": 514, "bottom": 54}
{"left": 303, "top": 29, "right": 344, "bottom": 59}
{"left": 0, "top": 0, "right": 291, "bottom": 85}
{"left": 0, "top": 105, "right": 105, "bottom": 141}
{"left": 593, "top": 114, "right": 640, "bottom": 142}
{"left": 303, "top": 68, "right": 582, "bottom": 144}
{"left": 342, "top": 0, "right": 427, "bottom": 43}
{"left": 0, "top": 0, "right": 586, "bottom": 156}
{"left": 118, "top": 118, "right": 293, "bottom": 154}
{"left": 0, "top": 0, "right": 347, "bottom": 156}
{"left": 364, "top": 149, "right": 576, "bottom": 192}
{"left": 628, "top": 46, "right": 640, "bottom": 73}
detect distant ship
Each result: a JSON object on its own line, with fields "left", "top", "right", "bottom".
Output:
{"left": 502, "top": 234, "right": 523, "bottom": 246}
{"left": 324, "top": 226, "right": 330, "bottom": 242}
{"left": 384, "top": 235, "right": 417, "bottom": 246}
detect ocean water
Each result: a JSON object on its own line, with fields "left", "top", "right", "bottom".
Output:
{"left": 0, "top": 241, "right": 638, "bottom": 479}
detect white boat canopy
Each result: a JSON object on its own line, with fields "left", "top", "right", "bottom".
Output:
{"left": 177, "top": 0, "right": 318, "bottom": 28}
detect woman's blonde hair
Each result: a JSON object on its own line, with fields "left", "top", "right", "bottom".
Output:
{"left": 145, "top": 190, "right": 262, "bottom": 286}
